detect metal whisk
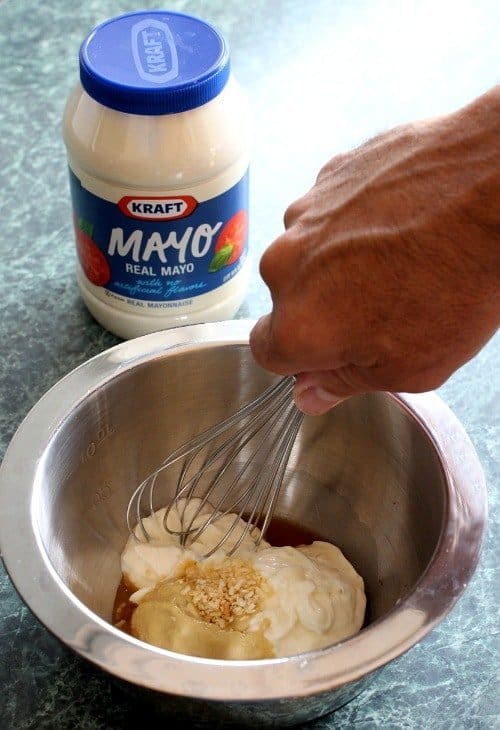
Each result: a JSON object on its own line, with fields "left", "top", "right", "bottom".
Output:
{"left": 126, "top": 376, "right": 304, "bottom": 557}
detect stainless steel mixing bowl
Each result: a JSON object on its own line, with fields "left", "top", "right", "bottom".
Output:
{"left": 0, "top": 320, "right": 487, "bottom": 727}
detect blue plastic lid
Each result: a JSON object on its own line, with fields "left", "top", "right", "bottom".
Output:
{"left": 79, "top": 10, "right": 231, "bottom": 116}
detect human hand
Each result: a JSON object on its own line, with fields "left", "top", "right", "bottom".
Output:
{"left": 250, "top": 87, "right": 500, "bottom": 414}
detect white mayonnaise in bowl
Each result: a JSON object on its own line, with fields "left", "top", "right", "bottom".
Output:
{"left": 63, "top": 10, "right": 250, "bottom": 339}
{"left": 0, "top": 321, "right": 487, "bottom": 727}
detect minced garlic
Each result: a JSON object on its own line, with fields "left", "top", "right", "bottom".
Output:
{"left": 182, "top": 559, "right": 265, "bottom": 629}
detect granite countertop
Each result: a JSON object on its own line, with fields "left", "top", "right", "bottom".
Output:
{"left": 0, "top": 0, "right": 498, "bottom": 727}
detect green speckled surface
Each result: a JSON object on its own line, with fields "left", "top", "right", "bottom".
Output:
{"left": 0, "top": 0, "right": 498, "bottom": 727}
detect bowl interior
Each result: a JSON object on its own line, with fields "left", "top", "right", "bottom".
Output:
{"left": 36, "top": 343, "right": 446, "bottom": 633}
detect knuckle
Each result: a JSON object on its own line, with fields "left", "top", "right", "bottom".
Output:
{"left": 258, "top": 233, "right": 292, "bottom": 289}
{"left": 250, "top": 314, "right": 296, "bottom": 376}
{"left": 258, "top": 245, "right": 278, "bottom": 287}
{"left": 316, "top": 151, "right": 349, "bottom": 181}
{"left": 283, "top": 194, "right": 308, "bottom": 229}
{"left": 249, "top": 329, "right": 272, "bottom": 369}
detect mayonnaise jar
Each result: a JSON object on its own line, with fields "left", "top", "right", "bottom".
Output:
{"left": 63, "top": 10, "right": 250, "bottom": 339}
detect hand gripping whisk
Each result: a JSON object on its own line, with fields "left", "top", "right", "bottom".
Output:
{"left": 126, "top": 376, "right": 304, "bottom": 557}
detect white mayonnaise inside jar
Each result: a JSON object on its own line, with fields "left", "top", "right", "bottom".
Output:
{"left": 63, "top": 10, "right": 250, "bottom": 339}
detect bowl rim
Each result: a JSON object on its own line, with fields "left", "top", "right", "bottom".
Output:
{"left": 0, "top": 320, "right": 487, "bottom": 701}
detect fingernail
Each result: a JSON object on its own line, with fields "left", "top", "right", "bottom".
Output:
{"left": 294, "top": 386, "right": 342, "bottom": 415}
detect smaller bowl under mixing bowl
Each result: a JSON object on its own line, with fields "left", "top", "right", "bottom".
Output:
{"left": 0, "top": 320, "right": 487, "bottom": 727}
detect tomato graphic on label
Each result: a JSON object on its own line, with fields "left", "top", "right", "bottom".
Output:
{"left": 73, "top": 215, "right": 111, "bottom": 287}
{"left": 208, "top": 209, "right": 248, "bottom": 273}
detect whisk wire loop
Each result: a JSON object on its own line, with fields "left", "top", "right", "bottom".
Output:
{"left": 181, "top": 399, "right": 302, "bottom": 556}
{"left": 126, "top": 376, "right": 303, "bottom": 555}
{"left": 170, "top": 389, "right": 289, "bottom": 536}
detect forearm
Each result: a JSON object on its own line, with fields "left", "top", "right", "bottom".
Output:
{"left": 428, "top": 86, "right": 500, "bottom": 289}
{"left": 430, "top": 87, "right": 500, "bottom": 347}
